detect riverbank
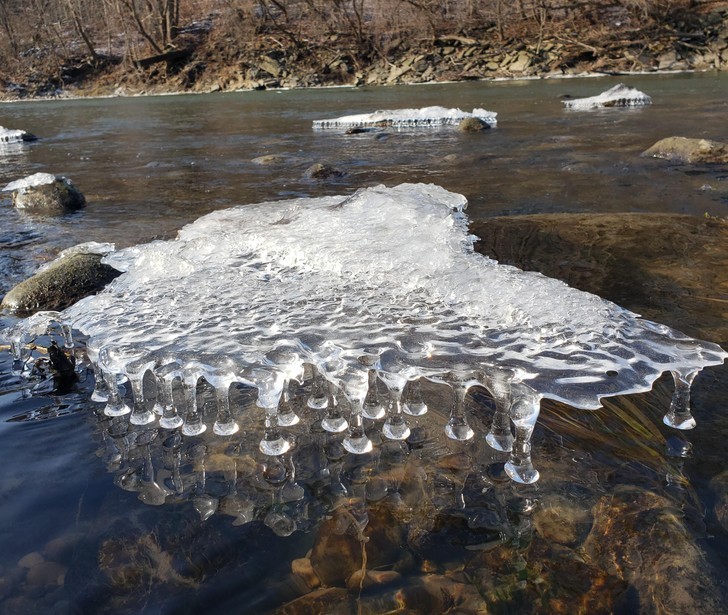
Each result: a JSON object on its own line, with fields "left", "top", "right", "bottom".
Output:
{"left": 1, "top": 4, "right": 727, "bottom": 101}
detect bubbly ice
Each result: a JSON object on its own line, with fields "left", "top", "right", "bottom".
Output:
{"left": 3, "top": 172, "right": 58, "bottom": 192}
{"left": 313, "top": 106, "right": 498, "bottom": 129}
{"left": 563, "top": 84, "right": 652, "bottom": 109}
{"left": 3, "top": 183, "right": 725, "bottom": 483}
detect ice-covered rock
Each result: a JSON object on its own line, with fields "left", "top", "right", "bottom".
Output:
{"left": 313, "top": 106, "right": 498, "bottom": 129}
{"left": 563, "top": 84, "right": 652, "bottom": 110}
{"left": 2, "top": 184, "right": 725, "bottom": 483}
{"left": 3, "top": 173, "right": 86, "bottom": 212}
{"left": 0, "top": 126, "right": 37, "bottom": 144}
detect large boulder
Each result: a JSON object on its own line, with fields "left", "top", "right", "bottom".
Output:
{"left": 3, "top": 172, "right": 86, "bottom": 213}
{"left": 1, "top": 243, "right": 120, "bottom": 314}
{"left": 642, "top": 136, "right": 728, "bottom": 164}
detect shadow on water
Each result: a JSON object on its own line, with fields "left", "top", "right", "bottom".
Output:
{"left": 1, "top": 73, "right": 728, "bottom": 613}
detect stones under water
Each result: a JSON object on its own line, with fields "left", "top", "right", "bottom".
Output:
{"left": 2, "top": 183, "right": 725, "bottom": 485}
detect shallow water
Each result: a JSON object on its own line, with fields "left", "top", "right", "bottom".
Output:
{"left": 1, "top": 73, "right": 728, "bottom": 614}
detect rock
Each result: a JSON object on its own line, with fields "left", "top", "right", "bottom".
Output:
{"left": 346, "top": 569, "right": 401, "bottom": 592}
{"left": 275, "top": 587, "right": 352, "bottom": 615}
{"left": 309, "top": 504, "right": 408, "bottom": 587}
{"left": 1, "top": 244, "right": 121, "bottom": 314}
{"left": 709, "top": 470, "right": 728, "bottom": 534}
{"left": 304, "top": 163, "right": 346, "bottom": 180}
{"left": 458, "top": 117, "right": 489, "bottom": 132}
{"left": 581, "top": 485, "right": 728, "bottom": 613}
{"left": 17, "top": 552, "right": 44, "bottom": 569}
{"left": 291, "top": 557, "right": 320, "bottom": 589}
{"left": 532, "top": 494, "right": 592, "bottom": 547}
{"left": 509, "top": 50, "right": 532, "bottom": 72}
{"left": 471, "top": 213, "right": 728, "bottom": 342}
{"left": 251, "top": 154, "right": 287, "bottom": 165}
{"left": 25, "top": 561, "right": 66, "bottom": 587}
{"left": 3, "top": 173, "right": 85, "bottom": 212}
{"left": 642, "top": 136, "right": 728, "bottom": 164}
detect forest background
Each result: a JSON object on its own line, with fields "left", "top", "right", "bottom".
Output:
{"left": 0, "top": 1, "right": 727, "bottom": 99}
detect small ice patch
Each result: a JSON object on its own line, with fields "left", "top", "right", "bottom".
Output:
{"left": 563, "top": 84, "right": 652, "bottom": 110}
{"left": 0, "top": 126, "right": 35, "bottom": 144}
{"left": 3, "top": 173, "right": 58, "bottom": 192}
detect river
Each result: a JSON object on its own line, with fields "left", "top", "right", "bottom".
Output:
{"left": 0, "top": 73, "right": 727, "bottom": 614}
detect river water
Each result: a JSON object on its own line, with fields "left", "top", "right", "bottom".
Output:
{"left": 0, "top": 73, "right": 727, "bottom": 614}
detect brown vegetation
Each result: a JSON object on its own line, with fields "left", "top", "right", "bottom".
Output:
{"left": 0, "top": 1, "right": 726, "bottom": 98}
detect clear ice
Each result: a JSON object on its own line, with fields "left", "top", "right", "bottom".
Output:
{"left": 563, "top": 84, "right": 652, "bottom": 110}
{"left": 313, "top": 106, "right": 498, "bottom": 129}
{"left": 2, "top": 183, "right": 725, "bottom": 484}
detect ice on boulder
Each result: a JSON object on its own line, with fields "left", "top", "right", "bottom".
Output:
{"left": 3, "top": 172, "right": 58, "bottom": 192}
{"left": 3, "top": 183, "right": 725, "bottom": 484}
{"left": 313, "top": 106, "right": 498, "bottom": 129}
{"left": 0, "top": 126, "right": 37, "bottom": 144}
{"left": 563, "top": 84, "right": 652, "bottom": 110}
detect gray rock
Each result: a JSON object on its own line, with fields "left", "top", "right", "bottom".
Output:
{"left": 458, "top": 117, "right": 490, "bottom": 132}
{"left": 6, "top": 174, "right": 86, "bottom": 213}
{"left": 304, "top": 163, "right": 346, "bottom": 180}
{"left": 642, "top": 136, "right": 728, "bottom": 164}
{"left": 1, "top": 251, "right": 121, "bottom": 314}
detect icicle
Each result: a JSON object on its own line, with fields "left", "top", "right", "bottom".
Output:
{"left": 276, "top": 380, "right": 300, "bottom": 427}
{"left": 307, "top": 369, "right": 328, "bottom": 410}
{"left": 380, "top": 375, "right": 410, "bottom": 440}
{"left": 663, "top": 368, "right": 699, "bottom": 430}
{"left": 257, "top": 371, "right": 290, "bottom": 456}
{"left": 504, "top": 384, "right": 541, "bottom": 484}
{"left": 445, "top": 373, "right": 475, "bottom": 441}
{"left": 181, "top": 374, "right": 206, "bottom": 436}
{"left": 128, "top": 362, "right": 156, "bottom": 426}
{"left": 362, "top": 369, "right": 385, "bottom": 419}
{"left": 403, "top": 378, "right": 428, "bottom": 416}
{"left": 321, "top": 380, "right": 348, "bottom": 433}
{"left": 484, "top": 369, "right": 515, "bottom": 452}
{"left": 213, "top": 382, "right": 239, "bottom": 435}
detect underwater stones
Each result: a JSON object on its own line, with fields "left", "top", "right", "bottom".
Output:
{"left": 457, "top": 117, "right": 490, "bottom": 132}
{"left": 1, "top": 245, "right": 121, "bottom": 314}
{"left": 562, "top": 84, "right": 652, "bottom": 109}
{"left": 291, "top": 557, "right": 320, "bottom": 589}
{"left": 642, "top": 136, "right": 728, "bottom": 164}
{"left": 532, "top": 495, "right": 592, "bottom": 547}
{"left": 709, "top": 470, "right": 728, "bottom": 534}
{"left": 3, "top": 173, "right": 86, "bottom": 212}
{"left": 309, "top": 505, "right": 408, "bottom": 587}
{"left": 581, "top": 485, "right": 727, "bottom": 613}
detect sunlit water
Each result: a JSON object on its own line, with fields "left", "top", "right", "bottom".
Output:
{"left": 1, "top": 73, "right": 728, "bottom": 614}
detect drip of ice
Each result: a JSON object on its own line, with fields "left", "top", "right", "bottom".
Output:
{"left": 2, "top": 172, "right": 58, "bottom": 192}
{"left": 563, "top": 84, "right": 652, "bottom": 109}
{"left": 2, "top": 183, "right": 725, "bottom": 484}
{"left": 313, "top": 106, "right": 498, "bottom": 129}
{"left": 0, "top": 126, "right": 36, "bottom": 144}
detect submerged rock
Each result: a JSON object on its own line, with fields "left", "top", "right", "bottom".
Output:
{"left": 581, "top": 485, "right": 727, "bottom": 613}
{"left": 304, "top": 163, "right": 346, "bottom": 180}
{"left": 2, "top": 173, "right": 85, "bottom": 212}
{"left": 642, "top": 136, "right": 728, "bottom": 164}
{"left": 1, "top": 243, "right": 120, "bottom": 314}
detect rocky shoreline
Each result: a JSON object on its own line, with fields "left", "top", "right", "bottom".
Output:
{"left": 1, "top": 6, "right": 727, "bottom": 101}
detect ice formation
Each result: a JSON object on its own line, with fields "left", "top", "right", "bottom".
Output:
{"left": 3, "top": 172, "right": 57, "bottom": 192}
{"left": 0, "top": 126, "right": 36, "bottom": 144}
{"left": 2, "top": 183, "right": 725, "bottom": 483}
{"left": 313, "top": 106, "right": 498, "bottom": 129}
{"left": 563, "top": 84, "right": 652, "bottom": 109}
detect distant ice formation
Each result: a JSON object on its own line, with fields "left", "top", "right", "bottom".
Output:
{"left": 563, "top": 84, "right": 652, "bottom": 109}
{"left": 3, "top": 183, "right": 724, "bottom": 483}
{"left": 313, "top": 106, "right": 498, "bottom": 129}
{"left": 0, "top": 126, "right": 37, "bottom": 144}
